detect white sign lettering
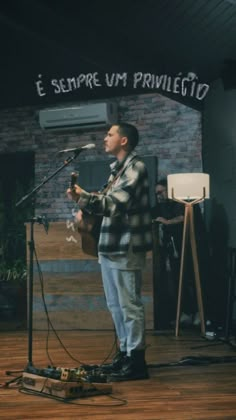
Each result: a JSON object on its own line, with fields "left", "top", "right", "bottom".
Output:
{"left": 35, "top": 71, "right": 209, "bottom": 100}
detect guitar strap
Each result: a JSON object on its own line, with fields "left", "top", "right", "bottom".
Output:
{"left": 100, "top": 165, "right": 125, "bottom": 195}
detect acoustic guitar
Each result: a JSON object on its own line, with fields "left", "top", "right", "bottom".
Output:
{"left": 71, "top": 172, "right": 102, "bottom": 257}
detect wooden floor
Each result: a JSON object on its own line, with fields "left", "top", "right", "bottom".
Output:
{"left": 1, "top": 328, "right": 236, "bottom": 419}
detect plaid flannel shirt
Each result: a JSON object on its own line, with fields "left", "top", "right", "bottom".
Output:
{"left": 78, "top": 151, "right": 153, "bottom": 255}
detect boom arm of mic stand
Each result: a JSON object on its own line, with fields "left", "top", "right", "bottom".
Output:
{"left": 16, "top": 153, "right": 78, "bottom": 207}
{"left": 15, "top": 152, "right": 81, "bottom": 369}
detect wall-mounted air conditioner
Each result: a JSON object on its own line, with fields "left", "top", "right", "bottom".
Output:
{"left": 39, "top": 102, "right": 118, "bottom": 131}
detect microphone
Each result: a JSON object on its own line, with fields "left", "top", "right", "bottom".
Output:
{"left": 58, "top": 143, "right": 96, "bottom": 153}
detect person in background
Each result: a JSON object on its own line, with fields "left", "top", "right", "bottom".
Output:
{"left": 67, "top": 122, "right": 153, "bottom": 381}
{"left": 152, "top": 178, "right": 185, "bottom": 326}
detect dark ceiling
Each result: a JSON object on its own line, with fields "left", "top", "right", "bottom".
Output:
{"left": 1, "top": 0, "right": 236, "bottom": 110}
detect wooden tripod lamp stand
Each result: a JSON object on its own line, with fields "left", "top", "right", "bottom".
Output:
{"left": 167, "top": 173, "right": 210, "bottom": 337}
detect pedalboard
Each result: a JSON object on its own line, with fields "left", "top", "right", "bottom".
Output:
{"left": 22, "top": 365, "right": 112, "bottom": 399}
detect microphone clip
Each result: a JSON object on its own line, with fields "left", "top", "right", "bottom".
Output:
{"left": 34, "top": 215, "right": 49, "bottom": 234}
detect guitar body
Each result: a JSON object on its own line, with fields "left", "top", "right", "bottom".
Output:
{"left": 79, "top": 215, "right": 102, "bottom": 257}
{"left": 71, "top": 172, "right": 102, "bottom": 257}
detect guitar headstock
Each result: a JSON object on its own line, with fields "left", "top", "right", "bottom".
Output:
{"left": 71, "top": 172, "right": 79, "bottom": 190}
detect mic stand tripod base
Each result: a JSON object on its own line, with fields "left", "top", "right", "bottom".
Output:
{"left": 1, "top": 371, "right": 23, "bottom": 388}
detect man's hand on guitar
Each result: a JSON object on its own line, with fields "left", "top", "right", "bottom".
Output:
{"left": 67, "top": 184, "right": 83, "bottom": 202}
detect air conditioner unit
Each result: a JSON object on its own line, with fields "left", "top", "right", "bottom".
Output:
{"left": 39, "top": 102, "right": 118, "bottom": 131}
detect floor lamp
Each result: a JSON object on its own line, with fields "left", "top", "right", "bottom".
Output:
{"left": 167, "top": 173, "right": 210, "bottom": 337}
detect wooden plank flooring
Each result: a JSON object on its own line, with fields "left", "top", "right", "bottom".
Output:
{"left": 1, "top": 329, "right": 236, "bottom": 419}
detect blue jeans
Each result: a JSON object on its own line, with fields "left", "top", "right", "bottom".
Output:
{"left": 100, "top": 255, "right": 146, "bottom": 356}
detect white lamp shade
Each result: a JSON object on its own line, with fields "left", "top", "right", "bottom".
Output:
{"left": 167, "top": 173, "right": 210, "bottom": 200}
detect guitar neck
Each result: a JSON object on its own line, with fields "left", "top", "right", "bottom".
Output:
{"left": 71, "top": 172, "right": 78, "bottom": 190}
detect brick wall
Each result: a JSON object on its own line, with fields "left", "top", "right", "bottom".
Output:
{"left": 0, "top": 93, "right": 202, "bottom": 221}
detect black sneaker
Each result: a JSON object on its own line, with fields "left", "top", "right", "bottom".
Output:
{"left": 99, "top": 350, "right": 127, "bottom": 373}
{"left": 108, "top": 350, "right": 149, "bottom": 382}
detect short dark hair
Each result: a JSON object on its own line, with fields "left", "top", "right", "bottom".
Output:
{"left": 116, "top": 122, "right": 139, "bottom": 150}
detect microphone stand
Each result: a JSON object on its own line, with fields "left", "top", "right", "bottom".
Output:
{"left": 6, "top": 151, "right": 81, "bottom": 380}
{"left": 16, "top": 152, "right": 81, "bottom": 208}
